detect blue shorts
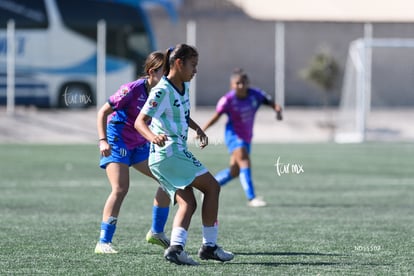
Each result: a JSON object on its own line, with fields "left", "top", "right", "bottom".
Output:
{"left": 100, "top": 138, "right": 150, "bottom": 169}
{"left": 225, "top": 127, "right": 251, "bottom": 154}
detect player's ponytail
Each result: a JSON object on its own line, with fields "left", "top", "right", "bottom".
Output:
{"left": 164, "top": 44, "right": 198, "bottom": 76}
{"left": 163, "top": 47, "right": 174, "bottom": 76}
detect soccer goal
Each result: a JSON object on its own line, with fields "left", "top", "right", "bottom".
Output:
{"left": 335, "top": 37, "right": 414, "bottom": 143}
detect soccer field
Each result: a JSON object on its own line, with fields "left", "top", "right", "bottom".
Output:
{"left": 0, "top": 143, "right": 413, "bottom": 275}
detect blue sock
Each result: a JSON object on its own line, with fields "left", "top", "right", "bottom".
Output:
{"left": 99, "top": 222, "right": 116, "bottom": 243}
{"left": 239, "top": 167, "right": 255, "bottom": 200}
{"left": 215, "top": 168, "right": 233, "bottom": 186}
{"left": 151, "top": 206, "right": 169, "bottom": 234}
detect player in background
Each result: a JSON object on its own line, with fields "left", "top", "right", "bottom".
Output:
{"left": 202, "top": 68, "right": 283, "bottom": 207}
{"left": 95, "top": 51, "right": 171, "bottom": 254}
{"left": 135, "top": 44, "right": 234, "bottom": 265}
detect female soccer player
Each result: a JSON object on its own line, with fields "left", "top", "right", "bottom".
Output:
{"left": 95, "top": 51, "right": 171, "bottom": 254}
{"left": 135, "top": 44, "right": 234, "bottom": 265}
{"left": 202, "top": 68, "right": 283, "bottom": 207}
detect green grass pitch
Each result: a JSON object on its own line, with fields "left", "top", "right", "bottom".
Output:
{"left": 0, "top": 143, "right": 413, "bottom": 275}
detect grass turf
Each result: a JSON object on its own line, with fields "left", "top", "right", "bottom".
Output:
{"left": 0, "top": 143, "right": 413, "bottom": 275}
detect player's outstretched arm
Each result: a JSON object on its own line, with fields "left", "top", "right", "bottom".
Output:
{"left": 263, "top": 93, "right": 282, "bottom": 121}
{"left": 202, "top": 112, "right": 222, "bottom": 132}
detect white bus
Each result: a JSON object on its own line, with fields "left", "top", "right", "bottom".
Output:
{"left": 0, "top": 0, "right": 156, "bottom": 108}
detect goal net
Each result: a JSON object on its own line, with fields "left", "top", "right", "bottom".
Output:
{"left": 335, "top": 38, "right": 414, "bottom": 143}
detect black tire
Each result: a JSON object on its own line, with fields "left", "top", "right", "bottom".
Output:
{"left": 58, "top": 83, "right": 94, "bottom": 108}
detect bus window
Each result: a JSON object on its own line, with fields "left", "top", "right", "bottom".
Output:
{"left": 0, "top": 0, "right": 157, "bottom": 108}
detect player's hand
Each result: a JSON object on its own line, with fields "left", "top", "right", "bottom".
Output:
{"left": 196, "top": 128, "right": 208, "bottom": 149}
{"left": 99, "top": 140, "right": 111, "bottom": 157}
{"left": 275, "top": 105, "right": 283, "bottom": 121}
{"left": 152, "top": 134, "right": 168, "bottom": 147}
{"left": 276, "top": 110, "right": 283, "bottom": 120}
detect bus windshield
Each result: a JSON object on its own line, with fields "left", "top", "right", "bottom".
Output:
{"left": 0, "top": 0, "right": 48, "bottom": 29}
{"left": 56, "top": 0, "right": 152, "bottom": 76}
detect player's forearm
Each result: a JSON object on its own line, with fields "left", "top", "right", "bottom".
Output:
{"left": 134, "top": 114, "right": 156, "bottom": 142}
{"left": 202, "top": 113, "right": 221, "bottom": 131}
{"left": 97, "top": 118, "right": 107, "bottom": 140}
{"left": 97, "top": 104, "right": 110, "bottom": 140}
{"left": 189, "top": 117, "right": 208, "bottom": 148}
{"left": 189, "top": 118, "right": 203, "bottom": 133}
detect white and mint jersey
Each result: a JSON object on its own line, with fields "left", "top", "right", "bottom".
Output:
{"left": 141, "top": 76, "right": 191, "bottom": 164}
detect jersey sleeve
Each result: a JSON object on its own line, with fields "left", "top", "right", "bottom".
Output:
{"left": 108, "top": 84, "right": 134, "bottom": 110}
{"left": 258, "top": 89, "right": 273, "bottom": 106}
{"left": 216, "top": 95, "right": 229, "bottom": 114}
{"left": 141, "top": 87, "right": 168, "bottom": 118}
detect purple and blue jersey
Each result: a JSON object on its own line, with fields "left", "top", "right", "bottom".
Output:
{"left": 106, "top": 78, "right": 149, "bottom": 150}
{"left": 216, "top": 88, "right": 271, "bottom": 144}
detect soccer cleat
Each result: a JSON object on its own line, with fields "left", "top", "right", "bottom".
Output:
{"left": 248, "top": 196, "right": 267, "bottom": 207}
{"left": 146, "top": 230, "right": 170, "bottom": 249}
{"left": 198, "top": 244, "right": 234, "bottom": 262}
{"left": 94, "top": 242, "right": 118, "bottom": 254}
{"left": 164, "top": 245, "right": 199, "bottom": 265}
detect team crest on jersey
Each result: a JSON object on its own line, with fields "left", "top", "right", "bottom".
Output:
{"left": 119, "top": 86, "right": 130, "bottom": 98}
{"left": 148, "top": 99, "right": 158, "bottom": 108}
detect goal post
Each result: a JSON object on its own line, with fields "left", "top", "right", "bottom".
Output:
{"left": 335, "top": 37, "right": 414, "bottom": 143}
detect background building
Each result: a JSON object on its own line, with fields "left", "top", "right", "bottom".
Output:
{"left": 147, "top": 0, "right": 414, "bottom": 107}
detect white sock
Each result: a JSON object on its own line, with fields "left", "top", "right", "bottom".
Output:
{"left": 170, "top": 227, "right": 187, "bottom": 247}
{"left": 202, "top": 225, "right": 218, "bottom": 247}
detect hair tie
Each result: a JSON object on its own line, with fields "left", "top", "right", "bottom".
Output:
{"left": 168, "top": 47, "right": 174, "bottom": 52}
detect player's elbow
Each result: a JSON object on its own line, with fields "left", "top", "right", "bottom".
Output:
{"left": 134, "top": 116, "right": 146, "bottom": 133}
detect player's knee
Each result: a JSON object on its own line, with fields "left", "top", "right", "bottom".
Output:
{"left": 208, "top": 183, "right": 221, "bottom": 201}
{"left": 210, "top": 181, "right": 220, "bottom": 194}
{"left": 230, "top": 166, "right": 239, "bottom": 177}
{"left": 112, "top": 185, "right": 129, "bottom": 198}
{"left": 184, "top": 198, "right": 197, "bottom": 214}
